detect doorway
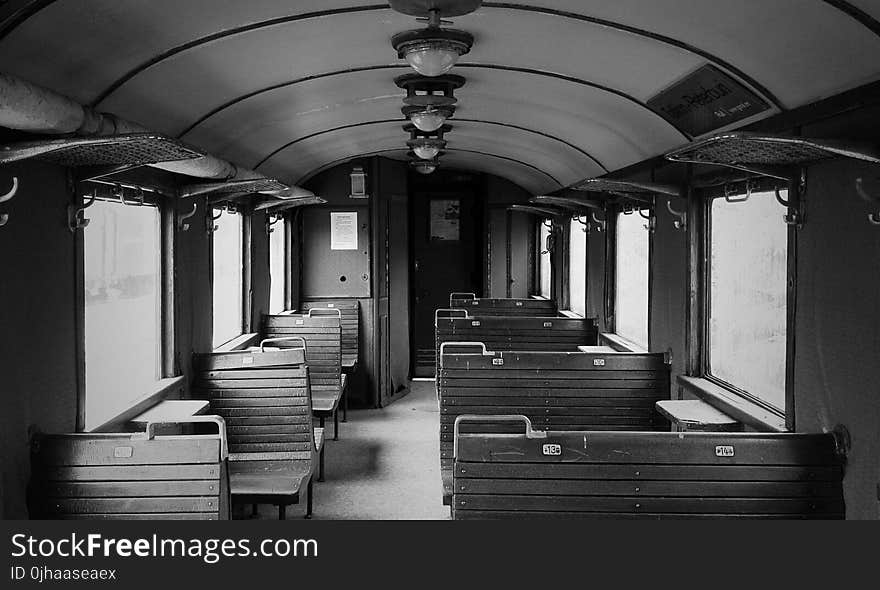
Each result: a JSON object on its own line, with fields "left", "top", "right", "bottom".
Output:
{"left": 409, "top": 172, "right": 484, "bottom": 377}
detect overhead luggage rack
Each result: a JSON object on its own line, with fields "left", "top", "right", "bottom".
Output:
{"left": 255, "top": 196, "right": 327, "bottom": 213}
{"left": 571, "top": 178, "right": 682, "bottom": 198}
{"left": 181, "top": 177, "right": 290, "bottom": 198}
{"left": 507, "top": 204, "right": 565, "bottom": 217}
{"left": 0, "top": 133, "right": 204, "bottom": 167}
{"left": 530, "top": 195, "right": 604, "bottom": 211}
{"left": 664, "top": 132, "right": 880, "bottom": 181}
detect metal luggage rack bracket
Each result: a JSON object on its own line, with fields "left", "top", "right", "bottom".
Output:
{"left": 507, "top": 204, "right": 566, "bottom": 218}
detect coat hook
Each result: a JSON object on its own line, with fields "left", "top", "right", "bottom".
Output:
{"left": 207, "top": 207, "right": 223, "bottom": 234}
{"left": 0, "top": 176, "right": 19, "bottom": 203}
{"left": 666, "top": 199, "right": 687, "bottom": 230}
{"left": 68, "top": 188, "right": 98, "bottom": 232}
{"left": 573, "top": 214, "right": 588, "bottom": 232}
{"left": 0, "top": 213, "right": 8, "bottom": 227}
{"left": 267, "top": 214, "right": 282, "bottom": 234}
{"left": 776, "top": 187, "right": 803, "bottom": 227}
{"left": 178, "top": 202, "right": 198, "bottom": 232}
{"left": 116, "top": 183, "right": 144, "bottom": 206}
{"left": 855, "top": 178, "right": 880, "bottom": 225}
{"left": 724, "top": 181, "right": 751, "bottom": 203}
{"left": 638, "top": 208, "right": 656, "bottom": 233}
{"left": 590, "top": 212, "right": 606, "bottom": 233}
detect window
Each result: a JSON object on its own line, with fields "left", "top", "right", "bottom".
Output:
{"left": 212, "top": 208, "right": 243, "bottom": 348}
{"left": 708, "top": 189, "right": 787, "bottom": 411}
{"left": 538, "top": 220, "right": 551, "bottom": 298}
{"left": 84, "top": 198, "right": 161, "bottom": 430}
{"left": 269, "top": 215, "right": 287, "bottom": 314}
{"left": 614, "top": 210, "right": 649, "bottom": 349}
{"left": 568, "top": 217, "right": 587, "bottom": 316}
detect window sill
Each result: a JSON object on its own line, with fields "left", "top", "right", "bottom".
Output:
{"left": 214, "top": 332, "right": 260, "bottom": 352}
{"left": 600, "top": 333, "right": 648, "bottom": 353}
{"left": 88, "top": 376, "right": 186, "bottom": 433}
{"left": 677, "top": 376, "right": 787, "bottom": 432}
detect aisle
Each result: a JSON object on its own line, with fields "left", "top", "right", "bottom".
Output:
{"left": 240, "top": 379, "right": 449, "bottom": 520}
{"left": 310, "top": 379, "right": 448, "bottom": 520}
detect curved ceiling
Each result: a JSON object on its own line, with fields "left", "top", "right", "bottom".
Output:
{"left": 1, "top": 0, "right": 879, "bottom": 194}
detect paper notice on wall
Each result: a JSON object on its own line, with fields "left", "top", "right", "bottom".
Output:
{"left": 330, "top": 211, "right": 358, "bottom": 250}
{"left": 430, "top": 199, "right": 460, "bottom": 241}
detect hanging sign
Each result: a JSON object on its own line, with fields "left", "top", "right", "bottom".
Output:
{"left": 648, "top": 65, "right": 771, "bottom": 137}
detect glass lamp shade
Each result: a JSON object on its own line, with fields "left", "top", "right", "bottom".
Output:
{"left": 413, "top": 145, "right": 441, "bottom": 160}
{"left": 410, "top": 109, "right": 447, "bottom": 132}
{"left": 413, "top": 161, "right": 438, "bottom": 175}
{"left": 404, "top": 45, "right": 461, "bottom": 77}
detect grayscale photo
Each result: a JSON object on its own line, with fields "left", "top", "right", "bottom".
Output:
{"left": 2, "top": 0, "right": 879, "bottom": 527}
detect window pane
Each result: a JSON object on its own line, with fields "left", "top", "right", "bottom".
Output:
{"left": 709, "top": 190, "right": 787, "bottom": 410}
{"left": 212, "top": 210, "right": 243, "bottom": 348}
{"left": 615, "top": 211, "right": 649, "bottom": 348}
{"left": 84, "top": 200, "right": 161, "bottom": 430}
{"left": 539, "top": 220, "right": 551, "bottom": 298}
{"left": 269, "top": 217, "right": 286, "bottom": 314}
{"left": 568, "top": 218, "right": 587, "bottom": 316}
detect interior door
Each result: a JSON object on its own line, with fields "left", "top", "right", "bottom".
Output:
{"left": 410, "top": 190, "right": 482, "bottom": 376}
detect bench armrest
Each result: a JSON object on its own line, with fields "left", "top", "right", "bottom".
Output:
{"left": 453, "top": 414, "right": 546, "bottom": 458}
{"left": 449, "top": 292, "right": 476, "bottom": 305}
{"left": 140, "top": 415, "right": 229, "bottom": 460}
{"left": 259, "top": 336, "right": 307, "bottom": 352}
{"left": 435, "top": 308, "right": 470, "bottom": 323}
{"left": 307, "top": 308, "right": 342, "bottom": 318}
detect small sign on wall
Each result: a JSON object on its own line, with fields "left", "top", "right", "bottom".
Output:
{"left": 330, "top": 211, "right": 358, "bottom": 250}
{"left": 430, "top": 199, "right": 460, "bottom": 241}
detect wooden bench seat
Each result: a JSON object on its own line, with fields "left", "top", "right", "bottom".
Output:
{"left": 262, "top": 312, "right": 346, "bottom": 440}
{"left": 193, "top": 346, "right": 320, "bottom": 518}
{"left": 302, "top": 300, "right": 360, "bottom": 422}
{"left": 452, "top": 415, "right": 846, "bottom": 520}
{"left": 449, "top": 293, "right": 558, "bottom": 316}
{"left": 437, "top": 344, "right": 670, "bottom": 505}
{"left": 29, "top": 417, "right": 230, "bottom": 520}
{"left": 435, "top": 310, "right": 599, "bottom": 375}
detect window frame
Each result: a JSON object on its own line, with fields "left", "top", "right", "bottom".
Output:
{"left": 535, "top": 217, "right": 553, "bottom": 300}
{"left": 566, "top": 214, "right": 588, "bottom": 317}
{"left": 210, "top": 204, "right": 248, "bottom": 350}
{"left": 75, "top": 185, "right": 178, "bottom": 432}
{"left": 268, "top": 211, "right": 289, "bottom": 314}
{"left": 698, "top": 177, "right": 795, "bottom": 426}
{"left": 610, "top": 204, "right": 652, "bottom": 350}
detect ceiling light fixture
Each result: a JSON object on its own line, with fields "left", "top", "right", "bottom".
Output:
{"left": 402, "top": 103, "right": 455, "bottom": 133}
{"left": 405, "top": 123, "right": 450, "bottom": 160}
{"left": 390, "top": 1, "right": 481, "bottom": 76}
{"left": 395, "top": 73, "right": 464, "bottom": 134}
{"left": 410, "top": 157, "right": 440, "bottom": 175}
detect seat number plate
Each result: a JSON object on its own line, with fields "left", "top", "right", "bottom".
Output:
{"left": 241, "top": 356, "right": 254, "bottom": 365}
{"left": 516, "top": 302, "right": 523, "bottom": 306}
{"left": 471, "top": 321, "right": 481, "bottom": 327}
{"left": 296, "top": 319, "right": 304, "bottom": 325}
{"left": 543, "top": 322, "right": 553, "bottom": 327}
{"left": 715, "top": 445, "right": 735, "bottom": 457}
{"left": 114, "top": 446, "right": 133, "bottom": 459}
{"left": 593, "top": 358, "right": 606, "bottom": 366}
{"left": 542, "top": 444, "right": 562, "bottom": 456}
{"left": 492, "top": 358, "right": 504, "bottom": 366}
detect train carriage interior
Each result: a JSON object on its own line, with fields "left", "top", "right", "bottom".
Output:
{"left": 1, "top": 0, "right": 879, "bottom": 520}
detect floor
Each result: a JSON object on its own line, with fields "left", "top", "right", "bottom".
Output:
{"left": 238, "top": 379, "right": 450, "bottom": 520}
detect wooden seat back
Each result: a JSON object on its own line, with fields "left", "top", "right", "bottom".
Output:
{"left": 262, "top": 313, "right": 343, "bottom": 396}
{"left": 193, "top": 345, "right": 318, "bottom": 461}
{"left": 435, "top": 310, "right": 598, "bottom": 372}
{"left": 437, "top": 345, "right": 670, "bottom": 503}
{"left": 452, "top": 415, "right": 846, "bottom": 520}
{"left": 29, "top": 417, "right": 230, "bottom": 520}
{"left": 301, "top": 299, "right": 359, "bottom": 369}
{"left": 449, "top": 293, "right": 558, "bottom": 316}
